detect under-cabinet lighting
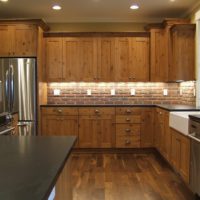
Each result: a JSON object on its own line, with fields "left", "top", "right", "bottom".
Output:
{"left": 52, "top": 5, "right": 62, "bottom": 10}
{"left": 130, "top": 4, "right": 139, "bottom": 10}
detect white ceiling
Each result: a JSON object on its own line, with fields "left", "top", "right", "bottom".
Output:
{"left": 0, "top": 0, "right": 199, "bottom": 23}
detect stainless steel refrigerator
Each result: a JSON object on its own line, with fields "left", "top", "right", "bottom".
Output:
{"left": 0, "top": 58, "right": 37, "bottom": 135}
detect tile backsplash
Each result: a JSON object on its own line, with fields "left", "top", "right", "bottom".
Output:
{"left": 47, "top": 81, "right": 196, "bottom": 105}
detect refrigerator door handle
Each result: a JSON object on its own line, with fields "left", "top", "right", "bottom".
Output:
{"left": 5, "top": 70, "right": 10, "bottom": 111}
{"left": 10, "top": 65, "right": 14, "bottom": 112}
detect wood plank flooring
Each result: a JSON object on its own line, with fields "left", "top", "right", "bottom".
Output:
{"left": 71, "top": 152, "right": 194, "bottom": 200}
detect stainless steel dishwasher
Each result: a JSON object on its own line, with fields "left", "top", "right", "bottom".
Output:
{"left": 189, "top": 115, "right": 200, "bottom": 200}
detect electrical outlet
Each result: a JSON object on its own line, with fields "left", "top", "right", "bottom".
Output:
{"left": 87, "top": 89, "right": 92, "bottom": 96}
{"left": 53, "top": 89, "right": 61, "bottom": 96}
{"left": 163, "top": 89, "right": 168, "bottom": 96}
{"left": 130, "top": 88, "right": 136, "bottom": 96}
{"left": 111, "top": 89, "right": 115, "bottom": 96}
{"left": 179, "top": 88, "right": 183, "bottom": 96}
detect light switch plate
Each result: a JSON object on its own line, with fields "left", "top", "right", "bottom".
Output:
{"left": 163, "top": 89, "right": 168, "bottom": 96}
{"left": 87, "top": 89, "right": 92, "bottom": 96}
{"left": 53, "top": 89, "right": 61, "bottom": 96}
{"left": 130, "top": 88, "right": 136, "bottom": 96}
{"left": 111, "top": 89, "right": 115, "bottom": 96}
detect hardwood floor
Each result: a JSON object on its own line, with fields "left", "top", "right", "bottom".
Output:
{"left": 71, "top": 152, "right": 194, "bottom": 200}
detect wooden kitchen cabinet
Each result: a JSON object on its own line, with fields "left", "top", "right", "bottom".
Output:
{"left": 116, "top": 107, "right": 142, "bottom": 148}
{"left": 41, "top": 107, "right": 78, "bottom": 146}
{"left": 149, "top": 28, "right": 168, "bottom": 82}
{"left": 171, "top": 128, "right": 190, "bottom": 183}
{"left": 78, "top": 108, "right": 115, "bottom": 148}
{"left": 0, "top": 24, "right": 37, "bottom": 57}
{"left": 141, "top": 108, "right": 154, "bottom": 147}
{"left": 169, "top": 24, "right": 195, "bottom": 81}
{"left": 97, "top": 37, "right": 116, "bottom": 81}
{"left": 63, "top": 37, "right": 97, "bottom": 82}
{"left": 115, "top": 37, "right": 149, "bottom": 82}
{"left": 45, "top": 38, "right": 63, "bottom": 82}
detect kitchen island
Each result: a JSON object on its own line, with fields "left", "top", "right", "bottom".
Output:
{"left": 0, "top": 136, "right": 76, "bottom": 200}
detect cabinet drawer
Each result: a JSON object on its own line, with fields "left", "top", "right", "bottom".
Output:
{"left": 116, "top": 107, "right": 142, "bottom": 115}
{"left": 116, "top": 124, "right": 140, "bottom": 135}
{"left": 41, "top": 107, "right": 78, "bottom": 115}
{"left": 116, "top": 135, "right": 140, "bottom": 148}
{"left": 116, "top": 115, "right": 141, "bottom": 123}
{"left": 79, "top": 107, "right": 115, "bottom": 115}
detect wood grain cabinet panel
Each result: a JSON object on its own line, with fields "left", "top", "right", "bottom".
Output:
{"left": 0, "top": 25, "right": 13, "bottom": 56}
{"left": 150, "top": 28, "right": 168, "bottom": 82}
{"left": 78, "top": 108, "right": 115, "bottom": 148}
{"left": 0, "top": 24, "right": 37, "bottom": 57}
{"left": 171, "top": 128, "right": 190, "bottom": 183}
{"left": 41, "top": 108, "right": 78, "bottom": 146}
{"left": 169, "top": 24, "right": 195, "bottom": 81}
{"left": 14, "top": 24, "right": 37, "bottom": 56}
{"left": 141, "top": 108, "right": 154, "bottom": 148}
{"left": 97, "top": 37, "right": 115, "bottom": 81}
{"left": 45, "top": 38, "right": 63, "bottom": 81}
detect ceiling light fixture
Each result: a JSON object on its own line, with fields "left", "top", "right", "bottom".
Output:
{"left": 130, "top": 4, "right": 139, "bottom": 10}
{"left": 52, "top": 5, "right": 62, "bottom": 10}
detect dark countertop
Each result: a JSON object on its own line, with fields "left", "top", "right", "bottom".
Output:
{"left": 0, "top": 136, "right": 76, "bottom": 200}
{"left": 40, "top": 104, "right": 200, "bottom": 111}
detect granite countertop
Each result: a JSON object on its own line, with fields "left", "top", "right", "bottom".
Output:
{"left": 0, "top": 136, "right": 76, "bottom": 200}
{"left": 40, "top": 104, "right": 200, "bottom": 111}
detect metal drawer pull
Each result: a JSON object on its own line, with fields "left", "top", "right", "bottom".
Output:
{"left": 57, "top": 109, "right": 62, "bottom": 113}
{"left": 125, "top": 129, "right": 131, "bottom": 132}
{"left": 95, "top": 110, "right": 99, "bottom": 113}
{"left": 125, "top": 140, "right": 131, "bottom": 145}
{"left": 126, "top": 110, "right": 131, "bottom": 113}
{"left": 126, "top": 118, "right": 131, "bottom": 121}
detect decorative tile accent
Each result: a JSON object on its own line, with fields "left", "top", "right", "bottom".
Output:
{"left": 47, "top": 81, "right": 196, "bottom": 106}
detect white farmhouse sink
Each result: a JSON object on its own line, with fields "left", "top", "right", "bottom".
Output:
{"left": 169, "top": 112, "right": 200, "bottom": 135}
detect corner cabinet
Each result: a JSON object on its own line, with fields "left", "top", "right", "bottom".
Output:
{"left": 44, "top": 34, "right": 150, "bottom": 82}
{"left": 0, "top": 24, "right": 37, "bottom": 57}
{"left": 169, "top": 24, "right": 195, "bottom": 81}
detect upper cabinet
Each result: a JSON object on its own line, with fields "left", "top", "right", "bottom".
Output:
{"left": 44, "top": 34, "right": 150, "bottom": 82}
{"left": 115, "top": 37, "right": 149, "bottom": 82}
{"left": 0, "top": 24, "right": 37, "bottom": 57}
{"left": 169, "top": 24, "right": 195, "bottom": 81}
{"left": 149, "top": 28, "right": 168, "bottom": 82}
{"left": 148, "top": 19, "right": 195, "bottom": 82}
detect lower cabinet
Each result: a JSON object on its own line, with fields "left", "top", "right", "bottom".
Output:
{"left": 41, "top": 107, "right": 79, "bottom": 147}
{"left": 78, "top": 108, "right": 115, "bottom": 148}
{"left": 171, "top": 128, "right": 190, "bottom": 183}
{"left": 115, "top": 107, "right": 142, "bottom": 148}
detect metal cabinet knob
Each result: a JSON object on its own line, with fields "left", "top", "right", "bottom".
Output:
{"left": 125, "top": 140, "right": 131, "bottom": 145}
{"left": 126, "top": 118, "right": 131, "bottom": 121}
{"left": 125, "top": 129, "right": 131, "bottom": 132}
{"left": 126, "top": 109, "right": 131, "bottom": 113}
{"left": 95, "top": 110, "right": 99, "bottom": 113}
{"left": 57, "top": 109, "right": 62, "bottom": 113}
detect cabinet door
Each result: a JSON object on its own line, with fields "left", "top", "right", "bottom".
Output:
{"left": 78, "top": 116, "right": 98, "bottom": 148}
{"left": 63, "top": 38, "right": 81, "bottom": 81}
{"left": 141, "top": 109, "right": 154, "bottom": 147}
{"left": 171, "top": 129, "right": 181, "bottom": 171}
{"left": 115, "top": 37, "right": 132, "bottom": 81}
{"left": 14, "top": 24, "right": 37, "bottom": 56}
{"left": 0, "top": 25, "right": 13, "bottom": 56}
{"left": 97, "top": 37, "right": 115, "bottom": 81}
{"left": 132, "top": 37, "right": 149, "bottom": 81}
{"left": 169, "top": 25, "right": 195, "bottom": 81}
{"left": 45, "top": 38, "right": 63, "bottom": 81}
{"left": 179, "top": 134, "right": 190, "bottom": 183}
{"left": 42, "top": 115, "right": 63, "bottom": 136}
{"left": 150, "top": 28, "right": 168, "bottom": 82}
{"left": 98, "top": 115, "right": 115, "bottom": 148}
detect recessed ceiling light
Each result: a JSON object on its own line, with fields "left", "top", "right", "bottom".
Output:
{"left": 170, "top": 0, "right": 175, "bottom": 1}
{"left": 52, "top": 5, "right": 62, "bottom": 10}
{"left": 0, "top": 0, "right": 8, "bottom": 2}
{"left": 130, "top": 4, "right": 139, "bottom": 10}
